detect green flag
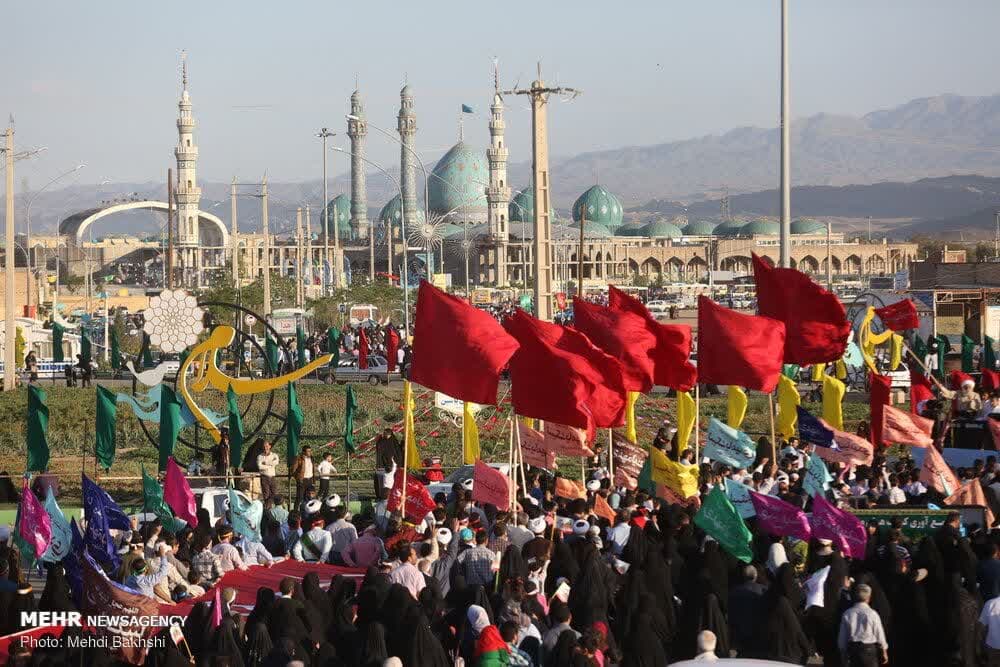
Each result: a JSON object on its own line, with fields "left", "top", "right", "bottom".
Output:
{"left": 985, "top": 335, "right": 997, "bottom": 372}
{"left": 327, "top": 327, "right": 341, "bottom": 367}
{"left": 935, "top": 334, "right": 952, "bottom": 379}
{"left": 287, "top": 382, "right": 303, "bottom": 465}
{"left": 693, "top": 486, "right": 753, "bottom": 563}
{"left": 344, "top": 385, "right": 358, "bottom": 454}
{"left": 962, "top": 334, "right": 976, "bottom": 373}
{"left": 95, "top": 385, "right": 117, "bottom": 470}
{"left": 26, "top": 386, "right": 49, "bottom": 472}
{"left": 141, "top": 333, "right": 154, "bottom": 368}
{"left": 912, "top": 334, "right": 928, "bottom": 368}
{"left": 51, "top": 322, "right": 64, "bottom": 363}
{"left": 158, "top": 385, "right": 182, "bottom": 472}
{"left": 265, "top": 333, "right": 279, "bottom": 371}
{"left": 80, "top": 334, "right": 92, "bottom": 367}
{"left": 110, "top": 328, "right": 121, "bottom": 370}
{"left": 296, "top": 325, "right": 307, "bottom": 369}
{"left": 637, "top": 457, "right": 656, "bottom": 495}
{"left": 142, "top": 466, "right": 185, "bottom": 532}
{"left": 782, "top": 364, "right": 800, "bottom": 381}
{"left": 227, "top": 384, "right": 244, "bottom": 469}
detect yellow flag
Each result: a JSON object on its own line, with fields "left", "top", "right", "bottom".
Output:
{"left": 776, "top": 375, "right": 800, "bottom": 438}
{"left": 676, "top": 391, "right": 696, "bottom": 452}
{"left": 520, "top": 416, "right": 536, "bottom": 430}
{"left": 650, "top": 446, "right": 699, "bottom": 498}
{"left": 403, "top": 381, "right": 420, "bottom": 470}
{"left": 462, "top": 401, "right": 480, "bottom": 464}
{"left": 811, "top": 363, "right": 826, "bottom": 382}
{"left": 822, "top": 374, "right": 846, "bottom": 430}
{"left": 727, "top": 386, "right": 748, "bottom": 429}
{"left": 890, "top": 334, "right": 903, "bottom": 371}
{"left": 835, "top": 359, "right": 848, "bottom": 380}
{"left": 860, "top": 306, "right": 893, "bottom": 372}
{"left": 625, "top": 391, "right": 639, "bottom": 443}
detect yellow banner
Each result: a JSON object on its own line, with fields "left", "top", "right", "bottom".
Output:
{"left": 776, "top": 375, "right": 800, "bottom": 438}
{"left": 822, "top": 374, "right": 846, "bottom": 431}
{"left": 727, "top": 386, "right": 748, "bottom": 429}
{"left": 625, "top": 391, "right": 639, "bottom": 444}
{"left": 650, "top": 446, "right": 699, "bottom": 498}
{"left": 462, "top": 401, "right": 480, "bottom": 464}
{"left": 403, "top": 381, "right": 420, "bottom": 470}
{"left": 676, "top": 391, "right": 696, "bottom": 452}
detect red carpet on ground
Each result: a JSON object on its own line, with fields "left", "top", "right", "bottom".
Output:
{"left": 0, "top": 560, "right": 364, "bottom": 661}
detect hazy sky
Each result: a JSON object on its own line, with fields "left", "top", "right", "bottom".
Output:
{"left": 7, "top": 0, "right": 1000, "bottom": 191}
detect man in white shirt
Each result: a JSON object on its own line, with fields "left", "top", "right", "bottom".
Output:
{"left": 212, "top": 526, "right": 248, "bottom": 574}
{"left": 326, "top": 505, "right": 358, "bottom": 564}
{"left": 886, "top": 474, "right": 906, "bottom": 505}
{"left": 256, "top": 440, "right": 280, "bottom": 502}
{"left": 234, "top": 534, "right": 276, "bottom": 567}
{"left": 388, "top": 541, "right": 426, "bottom": 599}
{"left": 317, "top": 452, "right": 336, "bottom": 498}
{"left": 979, "top": 591, "right": 1000, "bottom": 663}
{"left": 693, "top": 630, "right": 718, "bottom": 661}
{"left": 838, "top": 584, "right": 888, "bottom": 666}
{"left": 292, "top": 515, "right": 332, "bottom": 563}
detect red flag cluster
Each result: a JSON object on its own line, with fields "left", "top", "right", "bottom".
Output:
{"left": 697, "top": 296, "right": 786, "bottom": 392}
{"left": 874, "top": 299, "right": 920, "bottom": 331}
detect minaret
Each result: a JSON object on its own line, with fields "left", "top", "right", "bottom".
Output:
{"left": 348, "top": 88, "right": 369, "bottom": 241}
{"left": 486, "top": 61, "right": 511, "bottom": 284}
{"left": 398, "top": 84, "right": 418, "bottom": 237}
{"left": 174, "top": 53, "right": 201, "bottom": 286}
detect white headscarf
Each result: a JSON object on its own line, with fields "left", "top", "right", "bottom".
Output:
{"left": 467, "top": 604, "right": 490, "bottom": 635}
{"left": 767, "top": 542, "right": 789, "bottom": 575}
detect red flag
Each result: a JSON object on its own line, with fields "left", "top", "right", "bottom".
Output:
{"left": 944, "top": 479, "right": 995, "bottom": 528}
{"left": 983, "top": 369, "right": 1000, "bottom": 393}
{"left": 593, "top": 494, "right": 617, "bottom": 523}
{"left": 608, "top": 286, "right": 696, "bottom": 391}
{"left": 386, "top": 467, "right": 437, "bottom": 523}
{"left": 386, "top": 326, "right": 400, "bottom": 372}
{"left": 472, "top": 460, "right": 511, "bottom": 508}
{"left": 81, "top": 552, "right": 160, "bottom": 664}
{"left": 920, "top": 445, "right": 960, "bottom": 495}
{"left": 910, "top": 370, "right": 934, "bottom": 415}
{"left": 869, "top": 373, "right": 892, "bottom": 447}
{"left": 517, "top": 422, "right": 558, "bottom": 469}
{"left": 696, "top": 296, "right": 786, "bottom": 393}
{"left": 874, "top": 299, "right": 920, "bottom": 331}
{"left": 410, "top": 282, "right": 519, "bottom": 405}
{"left": 752, "top": 254, "right": 850, "bottom": 364}
{"left": 358, "top": 328, "right": 369, "bottom": 370}
{"left": 504, "top": 309, "right": 627, "bottom": 437}
{"left": 555, "top": 477, "right": 587, "bottom": 500}
{"left": 573, "top": 296, "right": 657, "bottom": 392}
{"left": 881, "top": 404, "right": 933, "bottom": 448}
{"left": 163, "top": 456, "right": 198, "bottom": 528}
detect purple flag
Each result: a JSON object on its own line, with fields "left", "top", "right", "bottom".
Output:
{"left": 19, "top": 478, "right": 51, "bottom": 559}
{"left": 810, "top": 493, "right": 867, "bottom": 560}
{"left": 749, "top": 490, "right": 812, "bottom": 541}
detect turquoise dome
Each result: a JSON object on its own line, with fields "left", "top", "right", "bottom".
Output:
{"left": 683, "top": 220, "right": 717, "bottom": 236}
{"left": 713, "top": 220, "right": 745, "bottom": 237}
{"left": 427, "top": 142, "right": 488, "bottom": 223}
{"left": 642, "top": 220, "right": 684, "bottom": 238}
{"left": 572, "top": 185, "right": 623, "bottom": 229}
{"left": 791, "top": 218, "right": 826, "bottom": 235}
{"left": 438, "top": 223, "right": 467, "bottom": 239}
{"left": 615, "top": 220, "right": 646, "bottom": 237}
{"left": 739, "top": 219, "right": 780, "bottom": 236}
{"left": 508, "top": 186, "right": 555, "bottom": 224}
{"left": 322, "top": 195, "right": 354, "bottom": 241}
{"left": 569, "top": 220, "right": 613, "bottom": 238}
{"left": 378, "top": 194, "right": 426, "bottom": 226}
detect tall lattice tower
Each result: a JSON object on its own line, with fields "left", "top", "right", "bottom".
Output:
{"left": 174, "top": 53, "right": 201, "bottom": 284}
{"left": 348, "top": 88, "right": 369, "bottom": 240}
{"left": 486, "top": 61, "right": 511, "bottom": 284}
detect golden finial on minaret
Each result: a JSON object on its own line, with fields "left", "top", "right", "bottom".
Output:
{"left": 181, "top": 50, "right": 188, "bottom": 91}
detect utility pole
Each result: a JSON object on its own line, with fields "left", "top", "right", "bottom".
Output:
{"left": 295, "top": 207, "right": 304, "bottom": 307}
{"left": 261, "top": 179, "right": 271, "bottom": 317}
{"left": 3, "top": 127, "right": 14, "bottom": 391}
{"left": 826, "top": 221, "right": 833, "bottom": 291}
{"left": 779, "top": 0, "right": 791, "bottom": 268}
{"left": 305, "top": 205, "right": 312, "bottom": 292}
{"left": 166, "top": 168, "right": 174, "bottom": 288}
{"left": 317, "top": 128, "right": 336, "bottom": 292}
{"left": 503, "top": 63, "right": 581, "bottom": 321}
{"left": 231, "top": 178, "right": 239, "bottom": 289}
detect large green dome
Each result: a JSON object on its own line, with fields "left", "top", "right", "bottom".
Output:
{"left": 427, "top": 142, "right": 488, "bottom": 223}
{"left": 791, "top": 218, "right": 826, "bottom": 235}
{"left": 616, "top": 220, "right": 646, "bottom": 237}
{"left": 740, "top": 219, "right": 780, "bottom": 236}
{"left": 378, "top": 194, "right": 425, "bottom": 242}
{"left": 568, "top": 220, "right": 613, "bottom": 238}
{"left": 683, "top": 220, "right": 717, "bottom": 236}
{"left": 508, "top": 185, "right": 555, "bottom": 224}
{"left": 713, "top": 220, "right": 745, "bottom": 237}
{"left": 642, "top": 220, "right": 684, "bottom": 238}
{"left": 322, "top": 195, "right": 354, "bottom": 241}
{"left": 572, "top": 185, "right": 623, "bottom": 229}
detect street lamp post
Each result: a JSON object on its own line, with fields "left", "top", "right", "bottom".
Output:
{"left": 330, "top": 147, "right": 410, "bottom": 335}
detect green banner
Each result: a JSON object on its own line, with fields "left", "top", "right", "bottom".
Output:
{"left": 51, "top": 323, "right": 64, "bottom": 364}
{"left": 344, "top": 385, "right": 357, "bottom": 455}
{"left": 287, "top": 382, "right": 303, "bottom": 465}
{"left": 27, "top": 386, "right": 50, "bottom": 472}
{"left": 226, "top": 384, "right": 244, "bottom": 469}
{"left": 851, "top": 509, "right": 951, "bottom": 537}
{"left": 158, "top": 385, "right": 182, "bottom": 472}
{"left": 95, "top": 385, "right": 117, "bottom": 469}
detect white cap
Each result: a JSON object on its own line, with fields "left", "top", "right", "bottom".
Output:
{"left": 325, "top": 494, "right": 341, "bottom": 508}
{"left": 643, "top": 500, "right": 654, "bottom": 511}
{"left": 436, "top": 528, "right": 452, "bottom": 545}
{"left": 592, "top": 470, "right": 606, "bottom": 481}
{"left": 586, "top": 480, "right": 601, "bottom": 492}
{"left": 461, "top": 478, "right": 474, "bottom": 491}
{"left": 572, "top": 519, "right": 590, "bottom": 535}
{"left": 304, "top": 499, "right": 322, "bottom": 515}
{"left": 963, "top": 378, "right": 976, "bottom": 387}
{"left": 528, "top": 517, "right": 547, "bottom": 534}
{"left": 612, "top": 558, "right": 630, "bottom": 574}
{"left": 817, "top": 538, "right": 833, "bottom": 546}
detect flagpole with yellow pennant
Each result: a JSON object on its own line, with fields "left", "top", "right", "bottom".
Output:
{"left": 776, "top": 374, "right": 799, "bottom": 439}
{"left": 822, "top": 374, "right": 846, "bottom": 430}
{"left": 694, "top": 385, "right": 701, "bottom": 462}
{"left": 767, "top": 394, "right": 778, "bottom": 463}
{"left": 462, "top": 402, "right": 480, "bottom": 464}
{"left": 676, "top": 391, "right": 696, "bottom": 460}
{"left": 401, "top": 380, "right": 419, "bottom": 519}
{"left": 727, "top": 386, "right": 748, "bottom": 429}
{"left": 625, "top": 391, "right": 639, "bottom": 444}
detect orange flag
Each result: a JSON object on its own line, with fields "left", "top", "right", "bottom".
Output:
{"left": 554, "top": 477, "right": 587, "bottom": 500}
{"left": 920, "top": 446, "right": 960, "bottom": 495}
{"left": 592, "top": 494, "right": 617, "bottom": 523}
{"left": 944, "top": 479, "right": 995, "bottom": 528}
{"left": 881, "top": 404, "right": 933, "bottom": 448}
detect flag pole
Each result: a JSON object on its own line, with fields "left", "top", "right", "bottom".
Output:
{"left": 767, "top": 393, "right": 778, "bottom": 463}
{"left": 509, "top": 420, "right": 520, "bottom": 512}
{"left": 607, "top": 428, "right": 614, "bottom": 480}
{"left": 401, "top": 382, "right": 410, "bottom": 520}
{"left": 901, "top": 341, "right": 946, "bottom": 391}
{"left": 694, "top": 384, "right": 701, "bottom": 462}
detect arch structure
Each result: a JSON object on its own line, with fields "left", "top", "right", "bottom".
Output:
{"left": 59, "top": 200, "right": 229, "bottom": 248}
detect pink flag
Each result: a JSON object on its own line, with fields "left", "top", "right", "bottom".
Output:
{"left": 810, "top": 494, "right": 867, "bottom": 560}
{"left": 210, "top": 585, "right": 223, "bottom": 629}
{"left": 813, "top": 420, "right": 874, "bottom": 466}
{"left": 19, "top": 478, "right": 51, "bottom": 559}
{"left": 749, "top": 490, "right": 811, "bottom": 541}
{"left": 881, "top": 404, "right": 933, "bottom": 448}
{"left": 615, "top": 468, "right": 638, "bottom": 491}
{"left": 518, "top": 422, "right": 558, "bottom": 469}
{"left": 944, "top": 479, "right": 996, "bottom": 528}
{"left": 543, "top": 422, "right": 594, "bottom": 457}
{"left": 472, "top": 460, "right": 511, "bottom": 508}
{"left": 920, "top": 446, "right": 960, "bottom": 495}
{"left": 163, "top": 457, "right": 198, "bottom": 528}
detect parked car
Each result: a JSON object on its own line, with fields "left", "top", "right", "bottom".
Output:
{"left": 319, "top": 355, "right": 401, "bottom": 385}
{"left": 645, "top": 300, "right": 670, "bottom": 315}
{"left": 127, "top": 486, "right": 253, "bottom": 527}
